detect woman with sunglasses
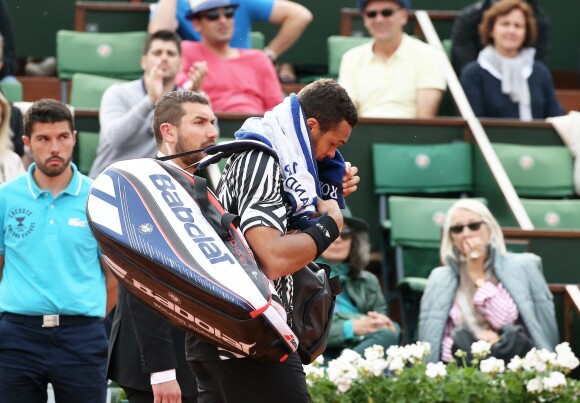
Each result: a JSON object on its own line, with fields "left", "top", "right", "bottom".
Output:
{"left": 317, "top": 208, "right": 400, "bottom": 359}
{"left": 418, "top": 199, "right": 558, "bottom": 364}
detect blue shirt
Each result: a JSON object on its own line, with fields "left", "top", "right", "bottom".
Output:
{"left": 0, "top": 163, "right": 106, "bottom": 317}
{"left": 150, "top": 0, "right": 274, "bottom": 48}
{"left": 461, "top": 60, "right": 564, "bottom": 119}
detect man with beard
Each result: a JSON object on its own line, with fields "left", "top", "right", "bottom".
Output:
{"left": 0, "top": 99, "right": 117, "bottom": 402}
{"left": 89, "top": 30, "right": 184, "bottom": 178}
{"left": 107, "top": 90, "right": 218, "bottom": 403}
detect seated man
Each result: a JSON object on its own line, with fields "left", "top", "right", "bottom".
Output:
{"left": 338, "top": 0, "right": 446, "bottom": 118}
{"left": 149, "top": 0, "right": 312, "bottom": 78}
{"left": 89, "top": 30, "right": 183, "bottom": 178}
{"left": 175, "top": 0, "right": 284, "bottom": 114}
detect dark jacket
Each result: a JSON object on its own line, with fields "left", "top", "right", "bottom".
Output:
{"left": 107, "top": 286, "right": 198, "bottom": 398}
{"left": 461, "top": 59, "right": 564, "bottom": 119}
{"left": 451, "top": 0, "right": 550, "bottom": 75}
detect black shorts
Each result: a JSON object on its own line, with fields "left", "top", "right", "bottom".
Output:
{"left": 188, "top": 352, "right": 310, "bottom": 403}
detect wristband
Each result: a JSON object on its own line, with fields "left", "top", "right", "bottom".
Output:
{"left": 302, "top": 215, "right": 340, "bottom": 258}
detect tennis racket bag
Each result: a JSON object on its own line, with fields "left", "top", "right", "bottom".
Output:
{"left": 86, "top": 158, "right": 298, "bottom": 362}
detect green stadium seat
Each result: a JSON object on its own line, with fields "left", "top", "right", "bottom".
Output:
{"left": 0, "top": 80, "right": 23, "bottom": 103}
{"left": 492, "top": 143, "right": 574, "bottom": 197}
{"left": 56, "top": 30, "right": 147, "bottom": 103}
{"left": 327, "top": 35, "right": 371, "bottom": 77}
{"left": 70, "top": 73, "right": 128, "bottom": 109}
{"left": 521, "top": 199, "right": 580, "bottom": 230}
{"left": 77, "top": 131, "right": 100, "bottom": 175}
{"left": 250, "top": 31, "right": 265, "bottom": 49}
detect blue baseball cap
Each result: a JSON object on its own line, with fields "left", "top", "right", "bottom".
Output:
{"left": 357, "top": 0, "right": 411, "bottom": 12}
{"left": 186, "top": 0, "right": 239, "bottom": 19}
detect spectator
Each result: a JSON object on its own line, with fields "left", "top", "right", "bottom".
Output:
{"left": 418, "top": 199, "right": 558, "bottom": 364}
{"left": 0, "top": 1, "right": 17, "bottom": 82}
{"left": 338, "top": 0, "right": 446, "bottom": 118}
{"left": 0, "top": 99, "right": 117, "bottom": 402}
{"left": 317, "top": 207, "right": 400, "bottom": 359}
{"left": 451, "top": 0, "right": 550, "bottom": 76}
{"left": 0, "top": 92, "right": 23, "bottom": 183}
{"left": 149, "top": 0, "right": 312, "bottom": 82}
{"left": 175, "top": 0, "right": 284, "bottom": 114}
{"left": 89, "top": 30, "right": 183, "bottom": 178}
{"left": 460, "top": 0, "right": 564, "bottom": 120}
{"left": 108, "top": 91, "right": 217, "bottom": 403}
{"left": 185, "top": 78, "right": 359, "bottom": 403}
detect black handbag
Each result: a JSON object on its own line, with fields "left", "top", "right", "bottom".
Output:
{"left": 281, "top": 261, "right": 342, "bottom": 364}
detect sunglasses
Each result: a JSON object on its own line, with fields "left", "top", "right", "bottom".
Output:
{"left": 202, "top": 7, "right": 236, "bottom": 21}
{"left": 449, "top": 221, "right": 484, "bottom": 235}
{"left": 365, "top": 8, "right": 401, "bottom": 18}
{"left": 339, "top": 229, "right": 353, "bottom": 240}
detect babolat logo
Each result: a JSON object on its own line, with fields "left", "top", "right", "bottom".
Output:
{"left": 132, "top": 278, "right": 255, "bottom": 355}
{"left": 149, "top": 174, "right": 235, "bottom": 266}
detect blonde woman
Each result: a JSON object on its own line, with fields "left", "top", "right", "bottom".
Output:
{"left": 418, "top": 199, "right": 558, "bottom": 363}
{"left": 0, "top": 92, "right": 24, "bottom": 183}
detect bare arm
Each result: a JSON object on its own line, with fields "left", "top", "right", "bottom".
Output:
{"left": 245, "top": 199, "right": 343, "bottom": 280}
{"left": 416, "top": 88, "right": 444, "bottom": 118}
{"left": 100, "top": 257, "right": 118, "bottom": 315}
{"left": 148, "top": 0, "right": 179, "bottom": 33}
{"left": 265, "top": 0, "right": 313, "bottom": 59}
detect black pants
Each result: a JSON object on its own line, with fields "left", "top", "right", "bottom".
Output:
{"left": 123, "top": 386, "right": 196, "bottom": 403}
{"left": 188, "top": 353, "right": 309, "bottom": 403}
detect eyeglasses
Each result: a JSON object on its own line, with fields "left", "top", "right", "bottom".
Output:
{"left": 339, "top": 229, "right": 353, "bottom": 240}
{"left": 449, "top": 221, "right": 484, "bottom": 235}
{"left": 202, "top": 6, "right": 236, "bottom": 21}
{"left": 364, "top": 8, "right": 401, "bottom": 19}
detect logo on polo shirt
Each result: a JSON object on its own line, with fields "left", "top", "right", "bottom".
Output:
{"left": 7, "top": 208, "right": 35, "bottom": 239}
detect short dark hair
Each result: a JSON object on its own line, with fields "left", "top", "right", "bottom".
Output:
{"left": 143, "top": 30, "right": 182, "bottom": 56}
{"left": 480, "top": 0, "right": 537, "bottom": 49}
{"left": 24, "top": 99, "right": 74, "bottom": 137}
{"left": 152, "top": 91, "right": 210, "bottom": 146}
{"left": 297, "top": 79, "right": 358, "bottom": 133}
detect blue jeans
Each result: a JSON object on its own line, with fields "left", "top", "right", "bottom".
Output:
{"left": 0, "top": 315, "right": 108, "bottom": 403}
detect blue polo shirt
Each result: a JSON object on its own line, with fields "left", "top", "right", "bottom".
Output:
{"left": 0, "top": 163, "right": 106, "bottom": 317}
{"left": 150, "top": 0, "right": 274, "bottom": 48}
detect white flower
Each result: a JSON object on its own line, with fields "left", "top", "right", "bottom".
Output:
{"left": 303, "top": 364, "right": 325, "bottom": 386}
{"left": 526, "top": 377, "right": 543, "bottom": 393}
{"left": 388, "top": 357, "right": 405, "bottom": 374}
{"left": 523, "top": 349, "right": 548, "bottom": 372}
{"left": 327, "top": 356, "right": 359, "bottom": 394}
{"left": 507, "top": 356, "right": 524, "bottom": 372}
{"left": 339, "top": 349, "right": 363, "bottom": 364}
{"left": 425, "top": 362, "right": 447, "bottom": 379}
{"left": 555, "top": 343, "right": 580, "bottom": 371}
{"left": 471, "top": 340, "right": 492, "bottom": 358}
{"left": 312, "top": 354, "right": 325, "bottom": 367}
{"left": 542, "top": 371, "right": 567, "bottom": 391}
{"left": 359, "top": 357, "right": 388, "bottom": 377}
{"left": 364, "top": 344, "right": 385, "bottom": 361}
{"left": 480, "top": 357, "right": 505, "bottom": 374}
{"left": 386, "top": 344, "right": 403, "bottom": 359}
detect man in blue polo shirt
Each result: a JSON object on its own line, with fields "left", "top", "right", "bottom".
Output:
{"left": 0, "top": 99, "right": 117, "bottom": 402}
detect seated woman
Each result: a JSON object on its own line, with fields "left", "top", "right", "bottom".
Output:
{"left": 460, "top": 0, "right": 563, "bottom": 121}
{"left": 418, "top": 199, "right": 558, "bottom": 364}
{"left": 317, "top": 208, "right": 400, "bottom": 358}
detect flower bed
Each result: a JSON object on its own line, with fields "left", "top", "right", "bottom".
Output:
{"left": 305, "top": 342, "right": 579, "bottom": 402}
